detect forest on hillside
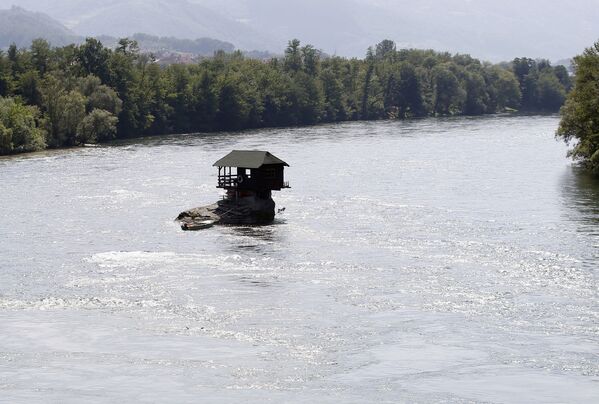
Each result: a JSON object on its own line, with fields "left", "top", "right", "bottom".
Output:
{"left": 0, "top": 38, "right": 571, "bottom": 155}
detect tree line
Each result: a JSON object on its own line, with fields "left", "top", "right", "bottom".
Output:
{"left": 557, "top": 40, "right": 599, "bottom": 175}
{"left": 1, "top": 38, "right": 571, "bottom": 155}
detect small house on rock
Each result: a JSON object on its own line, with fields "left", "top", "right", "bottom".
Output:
{"left": 214, "top": 150, "right": 290, "bottom": 194}
{"left": 177, "top": 150, "right": 290, "bottom": 228}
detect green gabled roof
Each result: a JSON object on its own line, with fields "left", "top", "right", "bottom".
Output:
{"left": 213, "top": 150, "right": 289, "bottom": 168}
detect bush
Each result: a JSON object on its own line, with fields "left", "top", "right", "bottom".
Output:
{"left": 0, "top": 96, "right": 46, "bottom": 154}
{"left": 77, "top": 108, "right": 118, "bottom": 144}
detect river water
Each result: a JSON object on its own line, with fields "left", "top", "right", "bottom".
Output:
{"left": 0, "top": 115, "right": 597, "bottom": 403}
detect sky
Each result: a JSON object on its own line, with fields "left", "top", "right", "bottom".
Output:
{"left": 1, "top": 0, "right": 598, "bottom": 61}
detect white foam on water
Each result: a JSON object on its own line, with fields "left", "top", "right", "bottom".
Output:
{"left": 1, "top": 116, "right": 597, "bottom": 403}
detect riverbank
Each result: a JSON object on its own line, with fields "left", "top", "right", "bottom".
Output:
{"left": 1, "top": 110, "right": 560, "bottom": 159}
{"left": 1, "top": 38, "right": 569, "bottom": 156}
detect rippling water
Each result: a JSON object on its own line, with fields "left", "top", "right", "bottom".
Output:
{"left": 1, "top": 115, "right": 597, "bottom": 403}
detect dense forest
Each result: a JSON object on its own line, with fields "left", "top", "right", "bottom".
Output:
{"left": 0, "top": 38, "right": 571, "bottom": 155}
{"left": 557, "top": 40, "right": 599, "bottom": 174}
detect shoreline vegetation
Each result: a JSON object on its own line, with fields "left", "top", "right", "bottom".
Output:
{"left": 1, "top": 38, "right": 571, "bottom": 157}
{"left": 557, "top": 40, "right": 599, "bottom": 175}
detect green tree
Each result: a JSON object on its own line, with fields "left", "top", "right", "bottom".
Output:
{"left": 360, "top": 47, "right": 376, "bottom": 119}
{"left": 557, "top": 40, "right": 599, "bottom": 174}
{"left": 397, "top": 62, "right": 425, "bottom": 117}
{"left": 320, "top": 66, "right": 347, "bottom": 121}
{"left": 512, "top": 57, "right": 537, "bottom": 109}
{"left": 284, "top": 39, "right": 303, "bottom": 73}
{"left": 77, "top": 38, "right": 111, "bottom": 82}
{"left": 166, "top": 64, "right": 193, "bottom": 131}
{"left": 0, "top": 96, "right": 46, "bottom": 153}
{"left": 301, "top": 45, "right": 320, "bottom": 76}
{"left": 0, "top": 120, "right": 11, "bottom": 152}
{"left": 485, "top": 65, "right": 521, "bottom": 111}
{"left": 378, "top": 62, "right": 402, "bottom": 117}
{"left": 30, "top": 39, "right": 52, "bottom": 75}
{"left": 257, "top": 66, "right": 294, "bottom": 127}
{"left": 42, "top": 75, "right": 86, "bottom": 147}
{"left": 432, "top": 64, "right": 465, "bottom": 115}
{"left": 17, "top": 70, "right": 43, "bottom": 106}
{"left": 0, "top": 51, "right": 14, "bottom": 96}
{"left": 375, "top": 39, "right": 396, "bottom": 60}
{"left": 463, "top": 70, "right": 488, "bottom": 115}
{"left": 59, "top": 91, "right": 87, "bottom": 145}
{"left": 216, "top": 74, "right": 250, "bottom": 130}
{"left": 77, "top": 108, "right": 118, "bottom": 144}
{"left": 107, "top": 41, "right": 155, "bottom": 135}
{"left": 7, "top": 44, "right": 17, "bottom": 65}
{"left": 78, "top": 75, "right": 122, "bottom": 115}
{"left": 536, "top": 71, "right": 566, "bottom": 110}
{"left": 190, "top": 70, "right": 217, "bottom": 130}
{"left": 295, "top": 71, "right": 324, "bottom": 123}
{"left": 40, "top": 74, "right": 65, "bottom": 146}
{"left": 53, "top": 44, "right": 79, "bottom": 76}
{"left": 553, "top": 65, "right": 572, "bottom": 90}
{"left": 144, "top": 63, "right": 171, "bottom": 134}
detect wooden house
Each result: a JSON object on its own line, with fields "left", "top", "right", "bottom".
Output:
{"left": 213, "top": 150, "right": 290, "bottom": 200}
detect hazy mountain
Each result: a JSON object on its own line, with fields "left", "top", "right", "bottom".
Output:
{"left": 1, "top": 0, "right": 598, "bottom": 61}
{"left": 192, "top": 0, "right": 599, "bottom": 61}
{"left": 0, "top": 6, "right": 79, "bottom": 48}
{"left": 0, "top": 0, "right": 276, "bottom": 51}
{"left": 353, "top": 0, "right": 599, "bottom": 61}
{"left": 0, "top": 6, "right": 236, "bottom": 58}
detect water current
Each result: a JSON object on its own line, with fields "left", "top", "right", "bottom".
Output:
{"left": 0, "top": 115, "right": 597, "bottom": 403}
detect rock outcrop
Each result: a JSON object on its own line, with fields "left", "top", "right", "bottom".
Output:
{"left": 176, "top": 196, "right": 276, "bottom": 228}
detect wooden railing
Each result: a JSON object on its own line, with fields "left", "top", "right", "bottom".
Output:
{"left": 217, "top": 174, "right": 241, "bottom": 188}
{"left": 217, "top": 175, "right": 290, "bottom": 189}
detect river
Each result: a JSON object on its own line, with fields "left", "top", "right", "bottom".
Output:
{"left": 0, "top": 115, "right": 597, "bottom": 403}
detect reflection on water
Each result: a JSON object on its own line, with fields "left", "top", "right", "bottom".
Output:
{"left": 560, "top": 167, "right": 599, "bottom": 269}
{"left": 229, "top": 221, "right": 285, "bottom": 240}
{"left": 237, "top": 275, "right": 278, "bottom": 289}
{"left": 561, "top": 167, "right": 599, "bottom": 230}
{"left": 219, "top": 221, "right": 286, "bottom": 255}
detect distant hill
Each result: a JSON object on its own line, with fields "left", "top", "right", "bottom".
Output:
{"left": 0, "top": 6, "right": 238, "bottom": 59}
{"left": 97, "top": 33, "right": 235, "bottom": 56}
{"left": 192, "top": 0, "right": 599, "bottom": 61}
{"left": 0, "top": 6, "right": 79, "bottom": 48}
{"left": 3, "top": 0, "right": 596, "bottom": 61}
{"left": 0, "top": 0, "right": 276, "bottom": 52}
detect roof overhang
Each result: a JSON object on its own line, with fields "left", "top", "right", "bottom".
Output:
{"left": 213, "top": 150, "right": 289, "bottom": 168}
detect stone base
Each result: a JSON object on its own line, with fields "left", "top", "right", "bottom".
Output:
{"left": 176, "top": 197, "right": 276, "bottom": 227}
